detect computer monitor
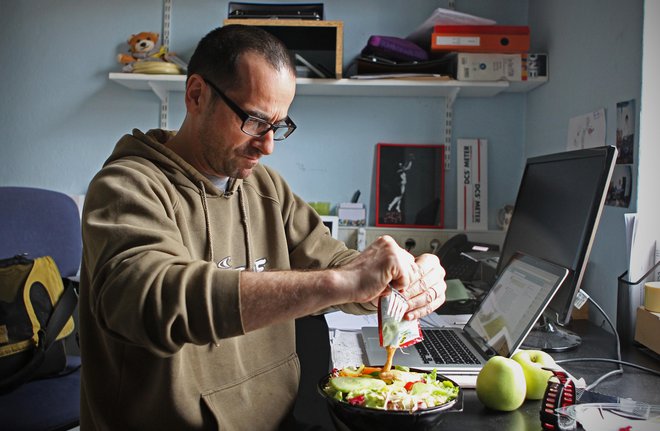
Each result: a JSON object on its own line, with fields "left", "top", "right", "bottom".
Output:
{"left": 495, "top": 145, "right": 617, "bottom": 351}
{"left": 320, "top": 215, "right": 339, "bottom": 239}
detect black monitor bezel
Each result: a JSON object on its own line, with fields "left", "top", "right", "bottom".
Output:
{"left": 494, "top": 145, "right": 617, "bottom": 325}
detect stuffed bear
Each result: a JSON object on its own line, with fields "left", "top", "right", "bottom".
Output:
{"left": 117, "top": 31, "right": 167, "bottom": 66}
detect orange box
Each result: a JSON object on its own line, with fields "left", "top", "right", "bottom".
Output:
{"left": 431, "top": 25, "right": 530, "bottom": 53}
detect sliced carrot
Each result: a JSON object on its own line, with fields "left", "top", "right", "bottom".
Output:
{"left": 361, "top": 366, "right": 382, "bottom": 375}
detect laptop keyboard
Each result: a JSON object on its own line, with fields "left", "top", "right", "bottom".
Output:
{"left": 414, "top": 328, "right": 481, "bottom": 365}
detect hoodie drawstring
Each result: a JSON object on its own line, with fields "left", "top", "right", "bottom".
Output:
{"left": 199, "top": 181, "right": 214, "bottom": 262}
{"left": 238, "top": 186, "right": 254, "bottom": 272}
{"left": 199, "top": 180, "right": 254, "bottom": 272}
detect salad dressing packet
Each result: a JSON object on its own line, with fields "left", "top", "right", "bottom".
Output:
{"left": 378, "top": 293, "right": 423, "bottom": 371}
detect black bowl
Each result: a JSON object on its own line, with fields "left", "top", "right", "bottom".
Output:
{"left": 317, "top": 368, "right": 463, "bottom": 431}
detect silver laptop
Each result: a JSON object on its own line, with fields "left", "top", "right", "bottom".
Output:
{"left": 362, "top": 252, "right": 569, "bottom": 376}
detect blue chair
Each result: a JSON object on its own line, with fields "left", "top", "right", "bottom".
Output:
{"left": 0, "top": 186, "right": 82, "bottom": 430}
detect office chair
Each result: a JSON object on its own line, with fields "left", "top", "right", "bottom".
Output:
{"left": 0, "top": 186, "right": 82, "bottom": 431}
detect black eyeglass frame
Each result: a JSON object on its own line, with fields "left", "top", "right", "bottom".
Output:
{"left": 202, "top": 77, "right": 297, "bottom": 141}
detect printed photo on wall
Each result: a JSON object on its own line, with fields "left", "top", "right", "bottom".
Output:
{"left": 375, "top": 143, "right": 444, "bottom": 228}
{"left": 616, "top": 99, "right": 635, "bottom": 164}
{"left": 605, "top": 164, "right": 633, "bottom": 208}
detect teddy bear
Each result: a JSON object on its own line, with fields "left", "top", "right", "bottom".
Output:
{"left": 117, "top": 31, "right": 167, "bottom": 65}
{"left": 117, "top": 31, "right": 187, "bottom": 74}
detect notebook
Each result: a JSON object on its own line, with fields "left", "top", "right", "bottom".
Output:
{"left": 362, "top": 252, "right": 569, "bottom": 377}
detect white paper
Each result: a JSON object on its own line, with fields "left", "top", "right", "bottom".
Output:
{"left": 329, "top": 329, "right": 368, "bottom": 369}
{"left": 567, "top": 108, "right": 607, "bottom": 151}
{"left": 406, "top": 7, "right": 496, "bottom": 46}
{"left": 625, "top": 213, "right": 638, "bottom": 272}
{"left": 324, "top": 310, "right": 378, "bottom": 331}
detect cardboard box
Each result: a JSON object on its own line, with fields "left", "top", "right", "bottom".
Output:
{"left": 634, "top": 306, "right": 660, "bottom": 354}
{"left": 457, "top": 139, "right": 488, "bottom": 231}
{"left": 455, "top": 53, "right": 548, "bottom": 82}
{"left": 338, "top": 203, "right": 366, "bottom": 226}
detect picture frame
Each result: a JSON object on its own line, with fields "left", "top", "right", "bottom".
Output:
{"left": 375, "top": 143, "right": 445, "bottom": 228}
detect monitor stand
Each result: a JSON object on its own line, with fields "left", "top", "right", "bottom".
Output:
{"left": 521, "top": 314, "right": 582, "bottom": 352}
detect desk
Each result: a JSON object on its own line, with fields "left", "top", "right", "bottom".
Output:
{"left": 323, "top": 318, "right": 660, "bottom": 430}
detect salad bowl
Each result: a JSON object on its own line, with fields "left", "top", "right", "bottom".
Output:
{"left": 317, "top": 366, "right": 463, "bottom": 431}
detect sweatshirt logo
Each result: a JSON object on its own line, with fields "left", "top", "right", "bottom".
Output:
{"left": 217, "top": 256, "right": 267, "bottom": 272}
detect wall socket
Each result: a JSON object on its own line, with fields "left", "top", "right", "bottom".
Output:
{"left": 338, "top": 227, "right": 506, "bottom": 256}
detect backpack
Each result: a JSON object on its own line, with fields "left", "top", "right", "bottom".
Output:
{"left": 0, "top": 255, "right": 78, "bottom": 394}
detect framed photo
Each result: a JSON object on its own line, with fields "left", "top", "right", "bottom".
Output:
{"left": 375, "top": 143, "right": 444, "bottom": 228}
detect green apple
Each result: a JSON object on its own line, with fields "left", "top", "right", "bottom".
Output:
{"left": 476, "top": 356, "right": 526, "bottom": 411}
{"left": 512, "top": 349, "right": 556, "bottom": 400}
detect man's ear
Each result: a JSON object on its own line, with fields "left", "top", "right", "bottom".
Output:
{"left": 185, "top": 74, "right": 207, "bottom": 113}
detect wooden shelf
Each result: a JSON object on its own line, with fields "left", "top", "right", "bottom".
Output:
{"left": 109, "top": 73, "right": 544, "bottom": 99}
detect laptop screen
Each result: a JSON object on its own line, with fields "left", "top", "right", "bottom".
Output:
{"left": 463, "top": 253, "right": 569, "bottom": 357}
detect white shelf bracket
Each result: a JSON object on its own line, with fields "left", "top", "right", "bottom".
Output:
{"left": 148, "top": 81, "right": 170, "bottom": 129}
{"left": 444, "top": 87, "right": 460, "bottom": 170}
{"left": 159, "top": 94, "right": 169, "bottom": 129}
{"left": 156, "top": 0, "right": 173, "bottom": 130}
{"left": 162, "top": 0, "right": 172, "bottom": 48}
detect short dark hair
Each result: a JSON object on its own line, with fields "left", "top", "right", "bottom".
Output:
{"left": 187, "top": 24, "right": 295, "bottom": 89}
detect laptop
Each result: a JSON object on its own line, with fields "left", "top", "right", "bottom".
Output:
{"left": 362, "top": 252, "right": 569, "bottom": 377}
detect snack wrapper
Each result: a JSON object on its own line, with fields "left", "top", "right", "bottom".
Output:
{"left": 378, "top": 294, "right": 423, "bottom": 348}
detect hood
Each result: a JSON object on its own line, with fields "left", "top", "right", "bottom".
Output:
{"left": 106, "top": 128, "right": 242, "bottom": 198}
{"left": 104, "top": 128, "right": 253, "bottom": 266}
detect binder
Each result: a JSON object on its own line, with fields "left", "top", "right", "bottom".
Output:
{"left": 431, "top": 25, "right": 530, "bottom": 53}
{"left": 453, "top": 53, "right": 548, "bottom": 82}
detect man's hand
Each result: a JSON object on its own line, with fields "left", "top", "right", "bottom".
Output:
{"left": 400, "top": 253, "right": 447, "bottom": 320}
{"left": 335, "top": 236, "right": 447, "bottom": 319}
{"left": 336, "top": 235, "right": 418, "bottom": 305}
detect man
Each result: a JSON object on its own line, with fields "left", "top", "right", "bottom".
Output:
{"left": 80, "top": 25, "right": 446, "bottom": 430}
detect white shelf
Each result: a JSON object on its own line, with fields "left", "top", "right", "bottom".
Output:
{"left": 108, "top": 73, "right": 544, "bottom": 99}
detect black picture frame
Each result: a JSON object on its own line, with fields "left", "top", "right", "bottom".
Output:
{"left": 375, "top": 143, "right": 444, "bottom": 228}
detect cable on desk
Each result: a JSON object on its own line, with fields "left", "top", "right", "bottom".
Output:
{"left": 555, "top": 357, "right": 660, "bottom": 377}
{"left": 558, "top": 292, "right": 623, "bottom": 390}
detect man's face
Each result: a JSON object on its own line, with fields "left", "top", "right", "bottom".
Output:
{"left": 197, "top": 52, "right": 296, "bottom": 179}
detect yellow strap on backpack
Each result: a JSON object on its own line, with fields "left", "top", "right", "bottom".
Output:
{"left": 23, "top": 256, "right": 75, "bottom": 346}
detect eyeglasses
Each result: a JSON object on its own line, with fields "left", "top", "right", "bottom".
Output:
{"left": 203, "top": 78, "right": 297, "bottom": 141}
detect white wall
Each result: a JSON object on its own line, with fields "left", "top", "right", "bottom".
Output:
{"left": 635, "top": 0, "right": 660, "bottom": 279}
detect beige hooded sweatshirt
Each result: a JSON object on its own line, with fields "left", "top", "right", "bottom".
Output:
{"left": 79, "top": 129, "right": 371, "bottom": 430}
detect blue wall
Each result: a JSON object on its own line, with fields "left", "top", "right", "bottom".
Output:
{"left": 0, "top": 0, "right": 528, "bottom": 229}
{"left": 526, "top": 0, "right": 643, "bottom": 321}
{"left": 1, "top": 0, "right": 644, "bottom": 321}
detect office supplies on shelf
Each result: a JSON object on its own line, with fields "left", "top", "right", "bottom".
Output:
{"left": 361, "top": 35, "right": 429, "bottom": 62}
{"left": 362, "top": 253, "right": 569, "bottom": 376}
{"left": 223, "top": 18, "right": 344, "bottom": 79}
{"left": 354, "top": 54, "right": 455, "bottom": 77}
{"left": 294, "top": 53, "right": 329, "bottom": 78}
{"left": 431, "top": 25, "right": 530, "bottom": 53}
{"left": 453, "top": 52, "right": 548, "bottom": 82}
{"left": 405, "top": 7, "right": 496, "bottom": 48}
{"left": 227, "top": 2, "right": 323, "bottom": 20}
